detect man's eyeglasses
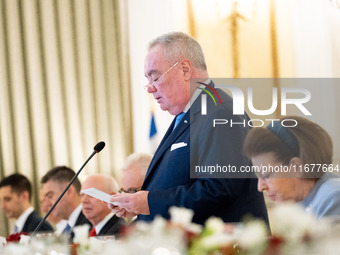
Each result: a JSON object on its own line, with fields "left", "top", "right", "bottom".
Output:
{"left": 119, "top": 187, "right": 141, "bottom": 194}
{"left": 144, "top": 61, "right": 180, "bottom": 91}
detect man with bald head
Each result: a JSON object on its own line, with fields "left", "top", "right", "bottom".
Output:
{"left": 81, "top": 174, "right": 125, "bottom": 236}
{"left": 120, "top": 152, "right": 152, "bottom": 194}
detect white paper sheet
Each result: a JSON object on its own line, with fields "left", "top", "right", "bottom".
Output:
{"left": 81, "top": 188, "right": 120, "bottom": 206}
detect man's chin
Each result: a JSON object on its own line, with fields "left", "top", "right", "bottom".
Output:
{"left": 5, "top": 213, "right": 12, "bottom": 218}
{"left": 159, "top": 104, "right": 168, "bottom": 112}
{"left": 83, "top": 210, "right": 93, "bottom": 218}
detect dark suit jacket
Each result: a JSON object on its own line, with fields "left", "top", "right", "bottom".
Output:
{"left": 97, "top": 215, "right": 125, "bottom": 236}
{"left": 22, "top": 210, "right": 54, "bottom": 233}
{"left": 69, "top": 210, "right": 92, "bottom": 242}
{"left": 74, "top": 211, "right": 92, "bottom": 228}
{"left": 139, "top": 83, "right": 269, "bottom": 225}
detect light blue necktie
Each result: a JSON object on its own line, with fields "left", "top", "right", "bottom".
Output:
{"left": 62, "top": 224, "right": 71, "bottom": 234}
{"left": 174, "top": 112, "right": 185, "bottom": 130}
{"left": 14, "top": 225, "right": 18, "bottom": 233}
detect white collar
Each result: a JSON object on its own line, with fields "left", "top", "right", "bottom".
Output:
{"left": 15, "top": 207, "right": 34, "bottom": 233}
{"left": 94, "top": 213, "right": 114, "bottom": 234}
{"left": 67, "top": 204, "right": 82, "bottom": 228}
{"left": 54, "top": 219, "right": 68, "bottom": 235}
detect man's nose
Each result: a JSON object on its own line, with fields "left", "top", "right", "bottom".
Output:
{"left": 257, "top": 179, "right": 268, "bottom": 192}
{"left": 147, "top": 84, "right": 156, "bottom": 93}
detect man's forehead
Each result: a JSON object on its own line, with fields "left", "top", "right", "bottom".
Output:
{"left": 0, "top": 187, "right": 17, "bottom": 199}
{"left": 0, "top": 186, "right": 14, "bottom": 194}
{"left": 145, "top": 47, "right": 167, "bottom": 72}
{"left": 83, "top": 180, "right": 104, "bottom": 191}
{"left": 43, "top": 179, "right": 65, "bottom": 189}
{"left": 147, "top": 44, "right": 164, "bottom": 55}
{"left": 144, "top": 55, "right": 161, "bottom": 72}
{"left": 40, "top": 185, "right": 53, "bottom": 194}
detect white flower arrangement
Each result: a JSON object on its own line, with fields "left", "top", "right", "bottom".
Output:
{"left": 73, "top": 224, "right": 91, "bottom": 246}
{"left": 169, "top": 206, "right": 202, "bottom": 234}
{"left": 236, "top": 220, "right": 268, "bottom": 250}
{"left": 2, "top": 203, "right": 339, "bottom": 255}
{"left": 18, "top": 235, "right": 31, "bottom": 246}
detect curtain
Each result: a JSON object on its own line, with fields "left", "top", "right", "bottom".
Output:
{"left": 0, "top": 0, "right": 132, "bottom": 236}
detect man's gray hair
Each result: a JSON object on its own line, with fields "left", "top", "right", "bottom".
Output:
{"left": 148, "top": 32, "right": 207, "bottom": 71}
{"left": 122, "top": 152, "right": 153, "bottom": 175}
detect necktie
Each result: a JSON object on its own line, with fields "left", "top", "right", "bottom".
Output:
{"left": 89, "top": 227, "right": 96, "bottom": 237}
{"left": 62, "top": 224, "right": 71, "bottom": 234}
{"left": 174, "top": 112, "right": 185, "bottom": 130}
{"left": 14, "top": 225, "right": 18, "bottom": 234}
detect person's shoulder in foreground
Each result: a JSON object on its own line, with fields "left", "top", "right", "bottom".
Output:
{"left": 23, "top": 210, "right": 54, "bottom": 233}
{"left": 303, "top": 173, "right": 340, "bottom": 218}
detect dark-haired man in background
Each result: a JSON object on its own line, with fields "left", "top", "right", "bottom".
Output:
{"left": 40, "top": 166, "right": 91, "bottom": 235}
{"left": 0, "top": 173, "right": 53, "bottom": 234}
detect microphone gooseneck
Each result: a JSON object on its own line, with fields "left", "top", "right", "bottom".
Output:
{"left": 32, "top": 141, "right": 105, "bottom": 235}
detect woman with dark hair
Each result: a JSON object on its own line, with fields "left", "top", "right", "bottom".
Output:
{"left": 244, "top": 116, "right": 340, "bottom": 218}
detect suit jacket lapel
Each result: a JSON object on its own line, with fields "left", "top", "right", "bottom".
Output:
{"left": 143, "top": 116, "right": 176, "bottom": 183}
{"left": 98, "top": 215, "right": 123, "bottom": 235}
{"left": 142, "top": 81, "right": 213, "bottom": 189}
{"left": 142, "top": 111, "right": 191, "bottom": 188}
{"left": 21, "top": 211, "right": 34, "bottom": 233}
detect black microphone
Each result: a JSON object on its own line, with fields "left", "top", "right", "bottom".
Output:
{"left": 32, "top": 141, "right": 106, "bottom": 235}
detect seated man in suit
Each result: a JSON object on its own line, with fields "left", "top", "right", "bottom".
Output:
{"left": 40, "top": 166, "right": 91, "bottom": 235}
{"left": 0, "top": 173, "right": 53, "bottom": 234}
{"left": 81, "top": 174, "right": 125, "bottom": 236}
{"left": 39, "top": 187, "right": 67, "bottom": 235}
{"left": 120, "top": 152, "right": 152, "bottom": 194}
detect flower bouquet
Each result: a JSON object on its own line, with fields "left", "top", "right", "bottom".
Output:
{"left": 2, "top": 203, "right": 340, "bottom": 255}
{"left": 0, "top": 232, "right": 30, "bottom": 255}
{"left": 5, "top": 232, "right": 29, "bottom": 244}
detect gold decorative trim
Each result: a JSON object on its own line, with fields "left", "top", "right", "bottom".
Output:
{"left": 270, "top": 0, "right": 281, "bottom": 118}
{"left": 187, "top": 0, "right": 197, "bottom": 38}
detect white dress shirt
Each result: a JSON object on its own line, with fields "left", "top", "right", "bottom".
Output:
{"left": 67, "top": 204, "right": 82, "bottom": 228}
{"left": 93, "top": 213, "right": 114, "bottom": 234}
{"left": 54, "top": 219, "right": 68, "bottom": 235}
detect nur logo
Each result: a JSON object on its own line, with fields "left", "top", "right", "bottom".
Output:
{"left": 198, "top": 82, "right": 311, "bottom": 116}
{"left": 197, "top": 82, "right": 223, "bottom": 115}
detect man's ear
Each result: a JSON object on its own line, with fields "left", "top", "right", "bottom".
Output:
{"left": 289, "top": 157, "right": 303, "bottom": 166}
{"left": 20, "top": 190, "right": 30, "bottom": 202}
{"left": 289, "top": 157, "right": 304, "bottom": 178}
{"left": 181, "top": 59, "right": 192, "bottom": 81}
{"left": 65, "top": 185, "right": 75, "bottom": 196}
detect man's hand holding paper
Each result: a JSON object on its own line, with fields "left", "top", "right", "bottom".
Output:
{"left": 108, "top": 191, "right": 150, "bottom": 218}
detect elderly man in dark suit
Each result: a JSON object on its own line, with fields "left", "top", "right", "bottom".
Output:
{"left": 109, "top": 32, "right": 268, "bottom": 225}
{"left": 81, "top": 174, "right": 125, "bottom": 236}
{"left": 0, "top": 173, "right": 53, "bottom": 234}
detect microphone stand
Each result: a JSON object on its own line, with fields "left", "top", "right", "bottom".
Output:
{"left": 32, "top": 142, "right": 105, "bottom": 235}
